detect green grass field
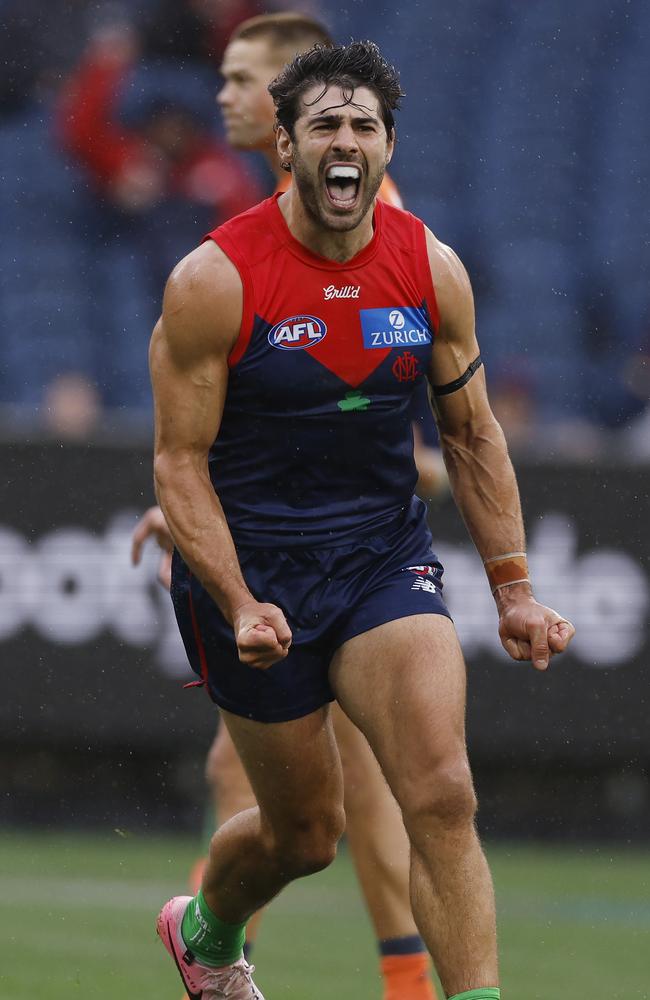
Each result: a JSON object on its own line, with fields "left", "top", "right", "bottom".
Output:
{"left": 0, "top": 830, "right": 648, "bottom": 999}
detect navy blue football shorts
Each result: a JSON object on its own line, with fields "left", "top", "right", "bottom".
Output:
{"left": 170, "top": 506, "right": 451, "bottom": 723}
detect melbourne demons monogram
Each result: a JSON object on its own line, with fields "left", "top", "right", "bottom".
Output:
{"left": 392, "top": 351, "right": 420, "bottom": 383}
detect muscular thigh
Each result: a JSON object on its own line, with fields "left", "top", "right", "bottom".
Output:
{"left": 329, "top": 614, "right": 468, "bottom": 794}
{"left": 221, "top": 705, "right": 344, "bottom": 831}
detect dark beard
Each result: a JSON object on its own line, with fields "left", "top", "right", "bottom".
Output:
{"left": 291, "top": 151, "right": 385, "bottom": 231}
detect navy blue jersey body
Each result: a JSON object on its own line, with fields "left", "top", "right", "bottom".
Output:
{"left": 206, "top": 194, "right": 440, "bottom": 548}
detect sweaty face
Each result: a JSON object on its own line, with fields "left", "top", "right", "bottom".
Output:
{"left": 284, "top": 84, "right": 394, "bottom": 232}
{"left": 218, "top": 39, "right": 280, "bottom": 149}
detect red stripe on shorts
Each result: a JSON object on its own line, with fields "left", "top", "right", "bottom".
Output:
{"left": 187, "top": 584, "right": 210, "bottom": 690}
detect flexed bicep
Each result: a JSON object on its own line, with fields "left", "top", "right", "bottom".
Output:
{"left": 151, "top": 241, "right": 241, "bottom": 471}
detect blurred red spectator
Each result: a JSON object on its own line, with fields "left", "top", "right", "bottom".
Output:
{"left": 56, "top": 22, "right": 262, "bottom": 217}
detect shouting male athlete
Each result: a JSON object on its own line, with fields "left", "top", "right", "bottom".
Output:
{"left": 136, "top": 15, "right": 443, "bottom": 1000}
{"left": 152, "top": 41, "right": 574, "bottom": 1000}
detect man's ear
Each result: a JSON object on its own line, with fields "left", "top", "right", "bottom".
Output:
{"left": 276, "top": 125, "right": 293, "bottom": 170}
{"left": 386, "top": 126, "right": 396, "bottom": 165}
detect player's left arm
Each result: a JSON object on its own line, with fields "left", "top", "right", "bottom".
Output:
{"left": 425, "top": 229, "right": 575, "bottom": 670}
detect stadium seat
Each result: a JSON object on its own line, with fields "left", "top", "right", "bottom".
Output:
{"left": 583, "top": 5, "right": 649, "bottom": 426}
{"left": 0, "top": 106, "right": 93, "bottom": 406}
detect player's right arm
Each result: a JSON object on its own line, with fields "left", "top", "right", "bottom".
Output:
{"left": 150, "top": 241, "right": 291, "bottom": 669}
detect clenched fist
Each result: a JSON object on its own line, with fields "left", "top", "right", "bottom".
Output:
{"left": 232, "top": 601, "right": 293, "bottom": 671}
{"left": 496, "top": 586, "right": 575, "bottom": 671}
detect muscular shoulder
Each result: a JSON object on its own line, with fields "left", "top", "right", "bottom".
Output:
{"left": 161, "top": 240, "right": 242, "bottom": 363}
{"left": 424, "top": 228, "right": 474, "bottom": 341}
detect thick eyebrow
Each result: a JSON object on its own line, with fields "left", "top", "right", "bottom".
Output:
{"left": 307, "top": 112, "right": 380, "bottom": 128}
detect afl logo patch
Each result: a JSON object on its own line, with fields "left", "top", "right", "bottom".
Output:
{"left": 268, "top": 314, "right": 327, "bottom": 350}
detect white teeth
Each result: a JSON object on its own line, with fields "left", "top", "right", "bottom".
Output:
{"left": 326, "top": 165, "right": 360, "bottom": 180}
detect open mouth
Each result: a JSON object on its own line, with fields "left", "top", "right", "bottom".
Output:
{"left": 324, "top": 163, "right": 362, "bottom": 209}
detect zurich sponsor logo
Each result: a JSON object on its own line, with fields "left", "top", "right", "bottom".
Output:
{"left": 268, "top": 314, "right": 327, "bottom": 350}
{"left": 360, "top": 306, "right": 432, "bottom": 349}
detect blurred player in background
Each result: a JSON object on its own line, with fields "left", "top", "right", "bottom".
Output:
{"left": 151, "top": 39, "right": 574, "bottom": 1000}
{"left": 133, "top": 13, "right": 444, "bottom": 1000}
{"left": 55, "top": 16, "right": 264, "bottom": 417}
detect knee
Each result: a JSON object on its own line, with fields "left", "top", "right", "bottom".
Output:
{"left": 338, "top": 728, "right": 387, "bottom": 821}
{"left": 205, "top": 728, "right": 243, "bottom": 795}
{"left": 341, "top": 753, "right": 377, "bottom": 817}
{"left": 400, "top": 757, "right": 477, "bottom": 839}
{"left": 271, "top": 804, "right": 346, "bottom": 879}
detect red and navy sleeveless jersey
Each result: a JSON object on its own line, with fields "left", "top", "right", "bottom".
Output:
{"left": 205, "top": 193, "right": 439, "bottom": 547}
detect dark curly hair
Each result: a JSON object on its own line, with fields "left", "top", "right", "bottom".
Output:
{"left": 268, "top": 40, "right": 403, "bottom": 138}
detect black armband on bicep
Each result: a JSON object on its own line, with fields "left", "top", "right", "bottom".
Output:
{"left": 431, "top": 354, "right": 483, "bottom": 397}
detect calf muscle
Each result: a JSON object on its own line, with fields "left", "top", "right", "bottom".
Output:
{"left": 200, "top": 708, "right": 345, "bottom": 924}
